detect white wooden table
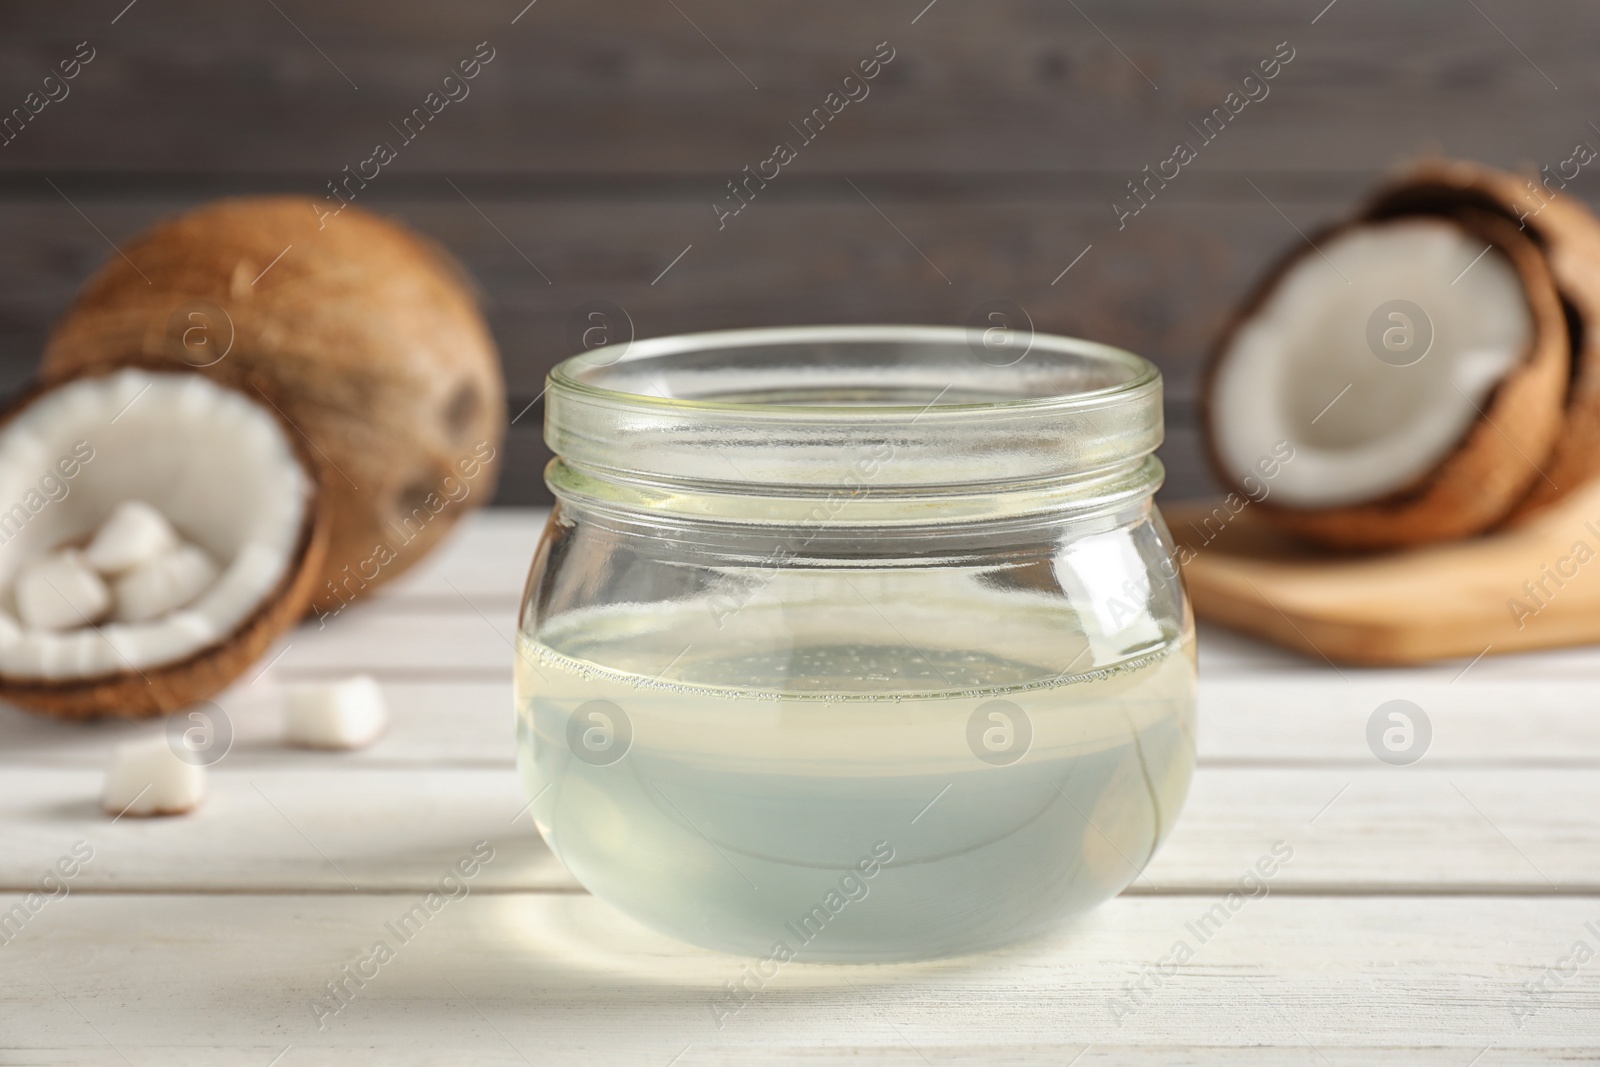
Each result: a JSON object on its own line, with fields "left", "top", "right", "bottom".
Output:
{"left": 4, "top": 509, "right": 1598, "bottom": 1064}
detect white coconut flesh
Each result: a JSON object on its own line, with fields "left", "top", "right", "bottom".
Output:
{"left": 1211, "top": 218, "right": 1535, "bottom": 508}
{"left": 0, "top": 369, "right": 312, "bottom": 680}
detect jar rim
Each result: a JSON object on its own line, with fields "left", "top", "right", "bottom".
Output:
{"left": 544, "top": 325, "right": 1165, "bottom": 519}
{"left": 551, "top": 324, "right": 1159, "bottom": 417}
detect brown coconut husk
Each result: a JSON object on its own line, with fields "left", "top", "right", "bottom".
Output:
{"left": 1362, "top": 158, "right": 1600, "bottom": 520}
{"left": 1203, "top": 208, "right": 1570, "bottom": 550}
{"left": 40, "top": 198, "right": 506, "bottom": 612}
{"left": 0, "top": 365, "right": 329, "bottom": 720}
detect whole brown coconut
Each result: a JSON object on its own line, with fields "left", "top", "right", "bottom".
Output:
{"left": 1363, "top": 158, "right": 1600, "bottom": 519}
{"left": 41, "top": 198, "right": 506, "bottom": 613}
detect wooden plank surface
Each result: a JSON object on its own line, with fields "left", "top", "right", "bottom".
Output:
{"left": 6, "top": 896, "right": 1599, "bottom": 1063}
{"left": 12, "top": 669, "right": 1600, "bottom": 768}
{"left": 3, "top": 508, "right": 1597, "bottom": 1063}
{"left": 0, "top": 763, "right": 1592, "bottom": 894}
{"left": 2, "top": 1, "right": 1595, "bottom": 172}
{"left": 0, "top": 191, "right": 1248, "bottom": 503}
{"left": 0, "top": 193, "right": 1345, "bottom": 400}
{"left": 6, "top": 0, "right": 1600, "bottom": 504}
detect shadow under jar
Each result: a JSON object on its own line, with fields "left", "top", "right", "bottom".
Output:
{"left": 516, "top": 325, "right": 1197, "bottom": 962}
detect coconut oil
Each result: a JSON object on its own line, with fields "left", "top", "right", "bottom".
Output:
{"left": 522, "top": 324, "right": 1195, "bottom": 960}
{"left": 515, "top": 598, "right": 1195, "bottom": 961}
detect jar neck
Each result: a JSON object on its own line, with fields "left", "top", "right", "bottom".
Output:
{"left": 546, "top": 453, "right": 1165, "bottom": 530}
{"left": 542, "top": 326, "right": 1166, "bottom": 529}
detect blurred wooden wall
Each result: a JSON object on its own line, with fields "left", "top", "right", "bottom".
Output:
{"left": 3, "top": 1, "right": 1598, "bottom": 504}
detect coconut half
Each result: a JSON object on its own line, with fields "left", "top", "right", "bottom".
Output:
{"left": 0, "top": 367, "right": 325, "bottom": 719}
{"left": 1363, "top": 159, "right": 1600, "bottom": 520}
{"left": 1204, "top": 209, "right": 1569, "bottom": 549}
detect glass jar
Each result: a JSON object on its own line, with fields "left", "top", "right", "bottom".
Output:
{"left": 516, "top": 325, "right": 1196, "bottom": 962}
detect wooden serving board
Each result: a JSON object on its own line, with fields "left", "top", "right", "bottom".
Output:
{"left": 1165, "top": 478, "right": 1600, "bottom": 665}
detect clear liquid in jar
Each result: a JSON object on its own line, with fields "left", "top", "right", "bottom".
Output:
{"left": 515, "top": 600, "right": 1196, "bottom": 961}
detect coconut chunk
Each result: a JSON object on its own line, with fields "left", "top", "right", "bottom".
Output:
{"left": 111, "top": 543, "right": 219, "bottom": 624}
{"left": 284, "top": 675, "right": 387, "bottom": 750}
{"left": 102, "top": 737, "right": 204, "bottom": 816}
{"left": 85, "top": 500, "right": 179, "bottom": 575}
{"left": 15, "top": 551, "right": 110, "bottom": 630}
